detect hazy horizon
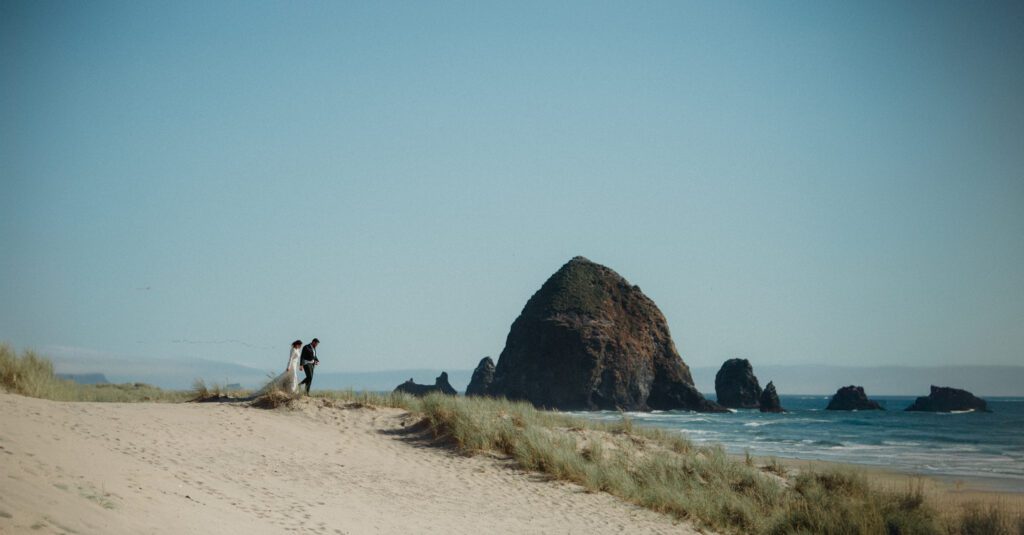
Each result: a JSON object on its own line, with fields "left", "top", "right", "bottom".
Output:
{"left": 45, "top": 349, "right": 1024, "bottom": 397}
{"left": 3, "top": 2, "right": 1022, "bottom": 376}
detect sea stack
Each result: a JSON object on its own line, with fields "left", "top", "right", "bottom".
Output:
{"left": 758, "top": 381, "right": 784, "bottom": 413}
{"left": 823, "top": 385, "right": 880, "bottom": 409}
{"left": 465, "top": 356, "right": 495, "bottom": 396}
{"left": 905, "top": 385, "right": 989, "bottom": 413}
{"left": 393, "top": 372, "right": 458, "bottom": 397}
{"left": 826, "top": 385, "right": 884, "bottom": 411}
{"left": 487, "top": 256, "right": 724, "bottom": 412}
{"left": 714, "top": 358, "right": 763, "bottom": 409}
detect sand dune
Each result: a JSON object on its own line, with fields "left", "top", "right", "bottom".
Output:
{"left": 0, "top": 392, "right": 697, "bottom": 534}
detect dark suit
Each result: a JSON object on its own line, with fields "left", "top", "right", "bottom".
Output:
{"left": 299, "top": 343, "right": 319, "bottom": 393}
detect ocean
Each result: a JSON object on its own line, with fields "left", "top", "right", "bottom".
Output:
{"left": 569, "top": 395, "right": 1024, "bottom": 492}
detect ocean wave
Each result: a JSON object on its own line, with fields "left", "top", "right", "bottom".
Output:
{"left": 882, "top": 441, "right": 921, "bottom": 447}
{"left": 825, "top": 444, "right": 886, "bottom": 451}
{"left": 743, "top": 421, "right": 783, "bottom": 427}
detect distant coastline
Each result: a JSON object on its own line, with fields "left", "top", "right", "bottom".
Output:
{"left": 51, "top": 353, "right": 1024, "bottom": 396}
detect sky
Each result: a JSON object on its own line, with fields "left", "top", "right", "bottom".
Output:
{"left": 2, "top": 1, "right": 1022, "bottom": 377}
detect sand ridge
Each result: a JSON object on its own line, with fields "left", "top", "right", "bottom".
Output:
{"left": 0, "top": 392, "right": 698, "bottom": 534}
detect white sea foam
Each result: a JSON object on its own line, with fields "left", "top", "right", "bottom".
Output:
{"left": 882, "top": 441, "right": 921, "bottom": 447}
{"left": 743, "top": 421, "right": 781, "bottom": 427}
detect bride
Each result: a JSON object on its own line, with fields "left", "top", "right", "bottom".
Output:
{"left": 255, "top": 340, "right": 302, "bottom": 396}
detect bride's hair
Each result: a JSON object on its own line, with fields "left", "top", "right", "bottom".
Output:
{"left": 292, "top": 340, "right": 302, "bottom": 348}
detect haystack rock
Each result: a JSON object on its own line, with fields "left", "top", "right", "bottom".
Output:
{"left": 465, "top": 356, "right": 495, "bottom": 397}
{"left": 905, "top": 385, "right": 989, "bottom": 413}
{"left": 393, "top": 372, "right": 458, "bottom": 397}
{"left": 487, "top": 256, "right": 724, "bottom": 412}
{"left": 758, "top": 381, "right": 784, "bottom": 413}
{"left": 714, "top": 358, "right": 763, "bottom": 409}
{"left": 826, "top": 385, "right": 884, "bottom": 411}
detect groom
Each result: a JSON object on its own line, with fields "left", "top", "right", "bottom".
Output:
{"left": 299, "top": 338, "right": 320, "bottom": 394}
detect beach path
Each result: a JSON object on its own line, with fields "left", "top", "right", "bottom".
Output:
{"left": 0, "top": 392, "right": 698, "bottom": 534}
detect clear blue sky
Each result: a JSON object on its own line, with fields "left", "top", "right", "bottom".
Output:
{"left": 2, "top": 1, "right": 1022, "bottom": 374}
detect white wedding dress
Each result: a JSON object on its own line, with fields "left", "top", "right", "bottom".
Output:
{"left": 255, "top": 347, "right": 300, "bottom": 396}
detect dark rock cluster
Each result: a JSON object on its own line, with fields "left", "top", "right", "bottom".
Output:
{"left": 826, "top": 385, "right": 884, "bottom": 411}
{"left": 482, "top": 256, "right": 723, "bottom": 412}
{"left": 905, "top": 385, "right": 989, "bottom": 412}
{"left": 714, "top": 358, "right": 762, "bottom": 409}
{"left": 454, "top": 256, "right": 997, "bottom": 417}
{"left": 393, "top": 372, "right": 457, "bottom": 397}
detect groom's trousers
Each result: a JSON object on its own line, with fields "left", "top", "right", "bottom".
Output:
{"left": 300, "top": 363, "right": 315, "bottom": 393}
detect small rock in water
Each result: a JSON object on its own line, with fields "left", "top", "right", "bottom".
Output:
{"left": 826, "top": 385, "right": 884, "bottom": 411}
{"left": 758, "top": 381, "right": 784, "bottom": 413}
{"left": 905, "top": 385, "right": 989, "bottom": 413}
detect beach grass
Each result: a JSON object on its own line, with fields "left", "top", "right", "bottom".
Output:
{"left": 0, "top": 343, "right": 190, "bottom": 402}
{"left": 952, "top": 502, "right": 1024, "bottom": 535}
{"left": 308, "top": 390, "right": 1020, "bottom": 535}
{"left": 311, "top": 388, "right": 418, "bottom": 410}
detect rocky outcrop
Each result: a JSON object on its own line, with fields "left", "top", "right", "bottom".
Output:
{"left": 758, "top": 381, "right": 784, "bottom": 413}
{"left": 393, "top": 372, "right": 458, "bottom": 397}
{"left": 487, "top": 256, "right": 724, "bottom": 412}
{"left": 465, "top": 357, "right": 495, "bottom": 397}
{"left": 826, "top": 385, "right": 883, "bottom": 411}
{"left": 905, "top": 385, "right": 989, "bottom": 412}
{"left": 714, "top": 358, "right": 762, "bottom": 408}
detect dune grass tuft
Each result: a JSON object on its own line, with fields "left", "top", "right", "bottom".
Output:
{"left": 0, "top": 343, "right": 188, "bottom": 402}
{"left": 251, "top": 387, "right": 295, "bottom": 409}
{"left": 953, "top": 502, "right": 1024, "bottom": 535}
{"left": 410, "top": 393, "right": 793, "bottom": 532}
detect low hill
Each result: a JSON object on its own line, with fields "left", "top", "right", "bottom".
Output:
{"left": 55, "top": 373, "right": 109, "bottom": 385}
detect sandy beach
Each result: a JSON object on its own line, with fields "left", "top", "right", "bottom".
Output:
{"left": 0, "top": 392, "right": 696, "bottom": 534}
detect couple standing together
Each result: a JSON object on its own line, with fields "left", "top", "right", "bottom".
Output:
{"left": 285, "top": 338, "right": 320, "bottom": 394}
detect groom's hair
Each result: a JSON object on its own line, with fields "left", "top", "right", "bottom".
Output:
{"left": 312, "top": 338, "right": 319, "bottom": 344}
